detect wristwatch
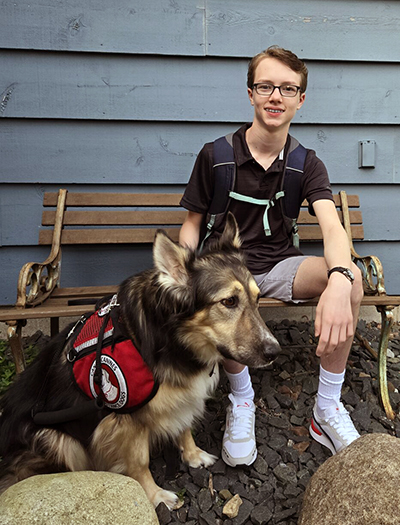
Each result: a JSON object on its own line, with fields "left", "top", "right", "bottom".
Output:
{"left": 327, "top": 266, "right": 355, "bottom": 285}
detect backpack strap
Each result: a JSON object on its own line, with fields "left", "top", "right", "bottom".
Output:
{"left": 280, "top": 136, "right": 308, "bottom": 249}
{"left": 199, "top": 133, "right": 236, "bottom": 251}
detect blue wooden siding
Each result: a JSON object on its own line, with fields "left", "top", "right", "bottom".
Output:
{"left": 1, "top": 0, "right": 400, "bottom": 305}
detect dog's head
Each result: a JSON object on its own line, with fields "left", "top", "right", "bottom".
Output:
{"left": 153, "top": 213, "right": 280, "bottom": 368}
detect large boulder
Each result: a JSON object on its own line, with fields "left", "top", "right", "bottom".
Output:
{"left": 299, "top": 433, "right": 400, "bottom": 525}
{"left": 0, "top": 470, "right": 159, "bottom": 525}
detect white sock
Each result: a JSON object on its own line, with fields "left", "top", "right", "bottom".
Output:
{"left": 317, "top": 365, "right": 345, "bottom": 415}
{"left": 224, "top": 366, "right": 254, "bottom": 401}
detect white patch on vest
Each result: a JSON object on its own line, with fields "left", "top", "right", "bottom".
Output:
{"left": 89, "top": 355, "right": 128, "bottom": 409}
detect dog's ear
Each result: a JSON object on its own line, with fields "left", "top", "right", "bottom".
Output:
{"left": 219, "top": 212, "right": 241, "bottom": 250}
{"left": 153, "top": 230, "right": 191, "bottom": 286}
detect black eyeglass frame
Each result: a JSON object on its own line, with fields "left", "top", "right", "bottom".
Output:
{"left": 252, "top": 83, "right": 302, "bottom": 97}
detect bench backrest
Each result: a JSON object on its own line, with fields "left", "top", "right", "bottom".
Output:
{"left": 39, "top": 191, "right": 363, "bottom": 246}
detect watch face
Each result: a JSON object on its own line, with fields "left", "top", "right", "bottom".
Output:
{"left": 344, "top": 269, "right": 355, "bottom": 281}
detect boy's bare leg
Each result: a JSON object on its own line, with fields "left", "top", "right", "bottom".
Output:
{"left": 293, "top": 256, "right": 364, "bottom": 454}
{"left": 292, "top": 256, "right": 363, "bottom": 372}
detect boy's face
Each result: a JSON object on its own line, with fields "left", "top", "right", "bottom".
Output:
{"left": 248, "top": 57, "right": 305, "bottom": 132}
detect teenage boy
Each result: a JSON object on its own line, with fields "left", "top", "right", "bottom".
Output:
{"left": 179, "top": 46, "right": 363, "bottom": 467}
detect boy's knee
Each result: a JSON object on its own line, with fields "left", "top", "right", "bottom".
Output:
{"left": 350, "top": 263, "right": 364, "bottom": 306}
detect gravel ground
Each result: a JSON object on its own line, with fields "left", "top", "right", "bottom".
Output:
{"left": 18, "top": 319, "right": 400, "bottom": 525}
{"left": 151, "top": 319, "right": 400, "bottom": 525}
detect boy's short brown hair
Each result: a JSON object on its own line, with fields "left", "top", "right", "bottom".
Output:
{"left": 247, "top": 46, "right": 308, "bottom": 93}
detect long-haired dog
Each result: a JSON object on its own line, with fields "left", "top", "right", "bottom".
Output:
{"left": 0, "top": 214, "right": 280, "bottom": 509}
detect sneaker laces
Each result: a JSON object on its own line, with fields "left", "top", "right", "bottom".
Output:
{"left": 322, "top": 402, "right": 359, "bottom": 445}
{"left": 227, "top": 394, "right": 254, "bottom": 440}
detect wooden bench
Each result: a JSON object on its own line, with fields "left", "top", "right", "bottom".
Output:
{"left": 1, "top": 189, "right": 400, "bottom": 420}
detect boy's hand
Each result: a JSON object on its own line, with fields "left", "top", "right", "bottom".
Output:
{"left": 314, "top": 274, "right": 354, "bottom": 358}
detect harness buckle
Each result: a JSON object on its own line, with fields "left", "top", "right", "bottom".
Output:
{"left": 98, "top": 294, "right": 120, "bottom": 317}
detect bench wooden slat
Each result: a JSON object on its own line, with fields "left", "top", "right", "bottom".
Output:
{"left": 43, "top": 192, "right": 183, "bottom": 207}
{"left": 50, "top": 285, "right": 118, "bottom": 298}
{"left": 42, "top": 209, "right": 363, "bottom": 227}
{"left": 43, "top": 192, "right": 360, "bottom": 208}
{"left": 332, "top": 194, "right": 359, "bottom": 207}
{"left": 39, "top": 225, "right": 364, "bottom": 245}
{"left": 39, "top": 227, "right": 181, "bottom": 245}
{"left": 298, "top": 210, "right": 362, "bottom": 225}
{"left": 297, "top": 225, "right": 364, "bottom": 241}
{"left": 259, "top": 295, "right": 400, "bottom": 308}
{"left": 2, "top": 294, "right": 400, "bottom": 322}
{"left": 42, "top": 210, "right": 188, "bottom": 226}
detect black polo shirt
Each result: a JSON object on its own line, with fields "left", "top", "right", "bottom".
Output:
{"left": 180, "top": 123, "right": 333, "bottom": 274}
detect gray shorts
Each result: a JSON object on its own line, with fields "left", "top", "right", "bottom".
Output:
{"left": 253, "top": 256, "right": 313, "bottom": 304}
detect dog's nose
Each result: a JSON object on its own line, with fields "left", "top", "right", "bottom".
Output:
{"left": 263, "top": 332, "right": 281, "bottom": 358}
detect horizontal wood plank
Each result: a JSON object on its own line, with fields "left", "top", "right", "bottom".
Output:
{"left": 43, "top": 192, "right": 360, "bottom": 208}
{"left": 2, "top": 52, "right": 399, "bottom": 124}
{"left": 42, "top": 210, "right": 188, "bottom": 226}
{"left": 43, "top": 192, "right": 184, "bottom": 207}
{"left": 2, "top": 122, "right": 399, "bottom": 186}
{"left": 258, "top": 295, "right": 400, "bottom": 309}
{"left": 1, "top": 1, "right": 399, "bottom": 62}
{"left": 38, "top": 225, "right": 364, "bottom": 245}
{"left": 2, "top": 294, "right": 400, "bottom": 322}
{"left": 51, "top": 286, "right": 118, "bottom": 299}
{"left": 297, "top": 225, "right": 364, "bottom": 241}
{"left": 39, "top": 228, "right": 181, "bottom": 245}
{"left": 41, "top": 209, "right": 362, "bottom": 227}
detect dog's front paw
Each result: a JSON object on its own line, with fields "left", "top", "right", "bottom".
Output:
{"left": 182, "top": 447, "right": 218, "bottom": 468}
{"left": 152, "top": 488, "right": 179, "bottom": 510}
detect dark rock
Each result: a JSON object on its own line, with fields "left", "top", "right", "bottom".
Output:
{"left": 188, "top": 466, "right": 210, "bottom": 488}
{"left": 351, "top": 402, "right": 372, "bottom": 431}
{"left": 273, "top": 463, "right": 298, "bottom": 485}
{"left": 258, "top": 446, "right": 281, "bottom": 469}
{"left": 253, "top": 456, "right": 269, "bottom": 476}
{"left": 199, "top": 510, "right": 217, "bottom": 525}
{"left": 156, "top": 502, "right": 171, "bottom": 525}
{"left": 250, "top": 505, "right": 273, "bottom": 524}
{"left": 302, "top": 376, "right": 319, "bottom": 395}
{"left": 197, "top": 489, "right": 213, "bottom": 513}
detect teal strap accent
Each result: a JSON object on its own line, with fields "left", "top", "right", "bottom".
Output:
{"left": 290, "top": 219, "right": 300, "bottom": 249}
{"left": 199, "top": 214, "right": 216, "bottom": 252}
{"left": 229, "top": 191, "right": 270, "bottom": 206}
{"left": 229, "top": 191, "right": 285, "bottom": 237}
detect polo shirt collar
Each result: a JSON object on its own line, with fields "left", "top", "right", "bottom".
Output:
{"left": 233, "top": 123, "right": 290, "bottom": 170}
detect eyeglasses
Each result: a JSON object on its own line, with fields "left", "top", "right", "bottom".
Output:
{"left": 252, "top": 83, "right": 302, "bottom": 98}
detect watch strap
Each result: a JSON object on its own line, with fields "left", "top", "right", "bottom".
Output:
{"left": 327, "top": 266, "right": 354, "bottom": 284}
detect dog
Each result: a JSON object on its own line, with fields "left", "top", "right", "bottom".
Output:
{"left": 0, "top": 213, "right": 280, "bottom": 509}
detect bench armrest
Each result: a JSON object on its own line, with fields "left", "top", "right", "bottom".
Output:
{"left": 15, "top": 189, "right": 68, "bottom": 308}
{"left": 351, "top": 248, "right": 387, "bottom": 296}
{"left": 338, "top": 190, "right": 387, "bottom": 296}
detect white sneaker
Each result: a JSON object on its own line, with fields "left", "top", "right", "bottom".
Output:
{"left": 222, "top": 393, "right": 257, "bottom": 467}
{"left": 310, "top": 400, "right": 360, "bottom": 455}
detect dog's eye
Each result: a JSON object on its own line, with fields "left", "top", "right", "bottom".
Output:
{"left": 221, "top": 296, "right": 238, "bottom": 308}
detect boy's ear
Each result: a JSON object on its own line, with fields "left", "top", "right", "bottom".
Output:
{"left": 248, "top": 87, "right": 254, "bottom": 106}
{"left": 153, "top": 230, "right": 191, "bottom": 287}
{"left": 218, "top": 212, "right": 241, "bottom": 250}
{"left": 297, "top": 92, "right": 306, "bottom": 110}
